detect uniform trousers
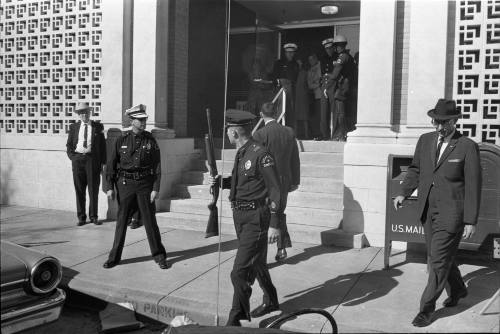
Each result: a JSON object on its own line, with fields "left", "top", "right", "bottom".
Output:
{"left": 72, "top": 154, "right": 101, "bottom": 221}
{"left": 331, "top": 99, "right": 347, "bottom": 141}
{"left": 420, "top": 186, "right": 466, "bottom": 313}
{"left": 320, "top": 86, "right": 335, "bottom": 139}
{"left": 228, "top": 206, "right": 278, "bottom": 322}
{"left": 107, "top": 176, "right": 166, "bottom": 263}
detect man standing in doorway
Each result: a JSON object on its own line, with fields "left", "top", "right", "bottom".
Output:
{"left": 210, "top": 110, "right": 282, "bottom": 326}
{"left": 330, "top": 35, "right": 356, "bottom": 141}
{"left": 103, "top": 104, "right": 169, "bottom": 270}
{"left": 393, "top": 99, "right": 481, "bottom": 327}
{"left": 253, "top": 102, "right": 300, "bottom": 262}
{"left": 66, "top": 102, "right": 106, "bottom": 226}
{"left": 271, "top": 43, "right": 300, "bottom": 129}
{"left": 319, "top": 38, "right": 337, "bottom": 140}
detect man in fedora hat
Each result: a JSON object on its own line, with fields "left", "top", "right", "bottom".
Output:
{"left": 102, "top": 104, "right": 169, "bottom": 270}
{"left": 393, "top": 98, "right": 482, "bottom": 327}
{"left": 66, "top": 102, "right": 106, "bottom": 226}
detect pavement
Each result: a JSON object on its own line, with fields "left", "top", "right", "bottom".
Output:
{"left": 1, "top": 205, "right": 498, "bottom": 333}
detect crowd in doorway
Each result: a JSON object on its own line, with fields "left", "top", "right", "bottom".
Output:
{"left": 246, "top": 35, "right": 359, "bottom": 141}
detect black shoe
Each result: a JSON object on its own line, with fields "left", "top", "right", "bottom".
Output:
{"left": 275, "top": 248, "right": 287, "bottom": 262}
{"left": 250, "top": 303, "right": 279, "bottom": 318}
{"left": 103, "top": 260, "right": 118, "bottom": 269}
{"left": 157, "top": 258, "right": 170, "bottom": 269}
{"left": 77, "top": 220, "right": 86, "bottom": 226}
{"left": 91, "top": 218, "right": 101, "bottom": 225}
{"left": 412, "top": 312, "right": 433, "bottom": 327}
{"left": 443, "top": 289, "right": 468, "bottom": 307}
{"left": 129, "top": 220, "right": 142, "bottom": 229}
{"left": 225, "top": 318, "right": 242, "bottom": 327}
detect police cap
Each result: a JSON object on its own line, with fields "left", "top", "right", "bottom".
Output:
{"left": 322, "top": 38, "right": 334, "bottom": 48}
{"left": 225, "top": 109, "right": 256, "bottom": 127}
{"left": 283, "top": 43, "right": 298, "bottom": 52}
{"left": 125, "top": 104, "right": 148, "bottom": 119}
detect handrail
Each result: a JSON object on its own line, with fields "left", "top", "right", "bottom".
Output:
{"left": 251, "top": 87, "right": 286, "bottom": 135}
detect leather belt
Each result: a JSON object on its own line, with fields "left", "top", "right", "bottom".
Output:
{"left": 120, "top": 169, "right": 153, "bottom": 180}
{"left": 231, "top": 198, "right": 267, "bottom": 211}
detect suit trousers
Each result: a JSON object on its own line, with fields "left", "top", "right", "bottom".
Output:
{"left": 108, "top": 176, "right": 166, "bottom": 263}
{"left": 277, "top": 178, "right": 292, "bottom": 249}
{"left": 228, "top": 206, "right": 278, "bottom": 322}
{"left": 72, "top": 154, "right": 101, "bottom": 221}
{"left": 420, "top": 186, "right": 466, "bottom": 313}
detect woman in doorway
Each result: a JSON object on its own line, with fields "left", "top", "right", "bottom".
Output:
{"left": 294, "top": 57, "right": 311, "bottom": 139}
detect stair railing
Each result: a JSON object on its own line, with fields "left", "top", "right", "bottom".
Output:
{"left": 251, "top": 87, "right": 286, "bottom": 135}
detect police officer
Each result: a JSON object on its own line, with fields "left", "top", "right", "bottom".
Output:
{"left": 210, "top": 110, "right": 282, "bottom": 326}
{"left": 330, "top": 35, "right": 356, "bottom": 141}
{"left": 271, "top": 43, "right": 300, "bottom": 128}
{"left": 102, "top": 104, "right": 168, "bottom": 269}
{"left": 319, "top": 38, "right": 338, "bottom": 140}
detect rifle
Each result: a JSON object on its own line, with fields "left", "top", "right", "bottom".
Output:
{"left": 204, "top": 108, "right": 219, "bottom": 238}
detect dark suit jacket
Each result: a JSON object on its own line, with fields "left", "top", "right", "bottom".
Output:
{"left": 66, "top": 120, "right": 106, "bottom": 165}
{"left": 253, "top": 120, "right": 300, "bottom": 189}
{"left": 399, "top": 130, "right": 481, "bottom": 233}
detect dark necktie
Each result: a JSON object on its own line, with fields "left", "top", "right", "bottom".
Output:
{"left": 229, "top": 150, "right": 241, "bottom": 201}
{"left": 435, "top": 136, "right": 443, "bottom": 166}
{"left": 83, "top": 124, "right": 88, "bottom": 148}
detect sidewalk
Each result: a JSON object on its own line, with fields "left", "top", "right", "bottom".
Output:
{"left": 1, "top": 205, "right": 498, "bottom": 333}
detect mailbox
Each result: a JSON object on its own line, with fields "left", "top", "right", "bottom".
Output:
{"left": 384, "top": 143, "right": 500, "bottom": 269}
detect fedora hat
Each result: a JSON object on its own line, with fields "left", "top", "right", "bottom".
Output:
{"left": 427, "top": 99, "right": 461, "bottom": 120}
{"left": 75, "top": 102, "right": 91, "bottom": 114}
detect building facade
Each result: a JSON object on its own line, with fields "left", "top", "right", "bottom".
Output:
{"left": 1, "top": 0, "right": 498, "bottom": 247}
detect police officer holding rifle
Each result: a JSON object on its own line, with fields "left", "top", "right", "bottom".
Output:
{"left": 209, "top": 109, "right": 282, "bottom": 326}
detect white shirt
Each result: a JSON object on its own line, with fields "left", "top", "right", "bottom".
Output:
{"left": 264, "top": 119, "right": 276, "bottom": 125}
{"left": 75, "top": 122, "right": 92, "bottom": 154}
{"left": 436, "top": 129, "right": 455, "bottom": 161}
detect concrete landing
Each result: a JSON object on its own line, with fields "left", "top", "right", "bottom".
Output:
{"left": 1, "top": 205, "right": 498, "bottom": 333}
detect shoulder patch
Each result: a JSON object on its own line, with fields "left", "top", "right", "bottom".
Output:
{"left": 261, "top": 153, "right": 275, "bottom": 168}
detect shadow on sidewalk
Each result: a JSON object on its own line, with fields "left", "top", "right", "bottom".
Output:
{"left": 433, "top": 266, "right": 499, "bottom": 321}
{"left": 117, "top": 239, "right": 239, "bottom": 266}
{"left": 268, "top": 244, "right": 346, "bottom": 270}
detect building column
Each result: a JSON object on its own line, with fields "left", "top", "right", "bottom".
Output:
{"left": 132, "top": 0, "right": 175, "bottom": 135}
{"left": 101, "top": 0, "right": 126, "bottom": 128}
{"left": 348, "top": 0, "right": 397, "bottom": 144}
{"left": 398, "top": 0, "right": 449, "bottom": 143}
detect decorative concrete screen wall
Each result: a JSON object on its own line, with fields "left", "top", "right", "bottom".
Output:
{"left": 453, "top": 0, "right": 500, "bottom": 145}
{"left": 0, "top": 0, "right": 103, "bottom": 135}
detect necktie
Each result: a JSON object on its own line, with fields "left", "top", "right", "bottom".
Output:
{"left": 83, "top": 124, "right": 88, "bottom": 148}
{"left": 229, "top": 150, "right": 241, "bottom": 201}
{"left": 435, "top": 136, "right": 443, "bottom": 165}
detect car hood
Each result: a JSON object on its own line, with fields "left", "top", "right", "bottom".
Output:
{"left": 1, "top": 242, "right": 28, "bottom": 286}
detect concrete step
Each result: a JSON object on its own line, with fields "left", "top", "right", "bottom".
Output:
{"left": 174, "top": 185, "right": 342, "bottom": 211}
{"left": 176, "top": 175, "right": 343, "bottom": 196}
{"left": 216, "top": 150, "right": 343, "bottom": 166}
{"left": 296, "top": 140, "right": 345, "bottom": 153}
{"left": 156, "top": 211, "right": 363, "bottom": 247}
{"left": 166, "top": 198, "right": 343, "bottom": 228}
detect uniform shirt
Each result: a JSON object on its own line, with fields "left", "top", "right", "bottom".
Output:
{"left": 75, "top": 121, "right": 92, "bottom": 154}
{"left": 222, "top": 139, "right": 281, "bottom": 222}
{"left": 105, "top": 130, "right": 161, "bottom": 192}
{"left": 271, "top": 58, "right": 300, "bottom": 84}
{"left": 320, "top": 53, "right": 337, "bottom": 75}
{"left": 331, "top": 50, "right": 355, "bottom": 81}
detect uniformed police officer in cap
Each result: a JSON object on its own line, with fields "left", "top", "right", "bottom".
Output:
{"left": 330, "top": 35, "right": 356, "bottom": 141}
{"left": 271, "top": 42, "right": 300, "bottom": 128}
{"left": 209, "top": 109, "right": 282, "bottom": 327}
{"left": 102, "top": 104, "right": 169, "bottom": 269}
{"left": 318, "top": 37, "right": 338, "bottom": 140}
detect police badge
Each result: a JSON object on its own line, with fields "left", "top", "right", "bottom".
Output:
{"left": 245, "top": 160, "right": 252, "bottom": 170}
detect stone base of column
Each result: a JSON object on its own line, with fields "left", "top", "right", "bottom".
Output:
{"left": 152, "top": 128, "right": 176, "bottom": 139}
{"left": 396, "top": 125, "right": 434, "bottom": 145}
{"left": 348, "top": 124, "right": 397, "bottom": 144}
